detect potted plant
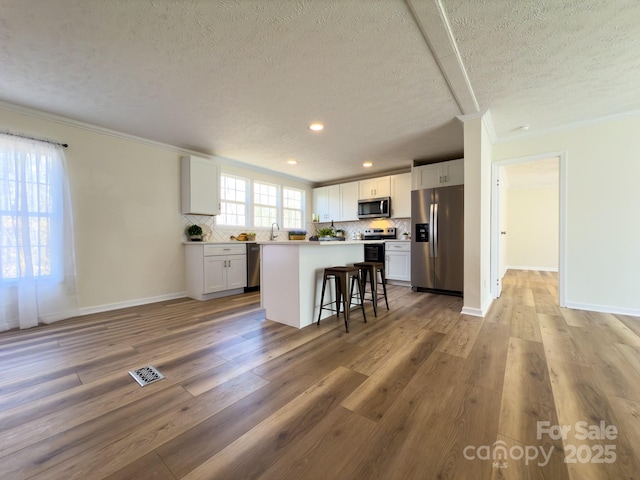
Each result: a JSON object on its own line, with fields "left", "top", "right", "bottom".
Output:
{"left": 317, "top": 227, "right": 335, "bottom": 240}
{"left": 288, "top": 229, "right": 307, "bottom": 240}
{"left": 402, "top": 231, "right": 410, "bottom": 240}
{"left": 186, "top": 224, "right": 203, "bottom": 241}
{"left": 335, "top": 228, "right": 345, "bottom": 238}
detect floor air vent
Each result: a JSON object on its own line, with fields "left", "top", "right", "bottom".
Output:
{"left": 128, "top": 365, "right": 165, "bottom": 387}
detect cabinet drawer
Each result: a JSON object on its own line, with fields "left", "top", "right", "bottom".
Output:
{"left": 204, "top": 244, "right": 246, "bottom": 256}
{"left": 385, "top": 241, "right": 410, "bottom": 252}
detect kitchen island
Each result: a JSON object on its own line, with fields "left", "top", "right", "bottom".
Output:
{"left": 259, "top": 240, "right": 366, "bottom": 328}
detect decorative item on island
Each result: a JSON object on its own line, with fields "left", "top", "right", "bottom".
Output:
{"left": 288, "top": 230, "right": 307, "bottom": 240}
{"left": 186, "top": 224, "right": 203, "bottom": 241}
{"left": 230, "top": 232, "right": 257, "bottom": 241}
{"left": 316, "top": 227, "right": 334, "bottom": 240}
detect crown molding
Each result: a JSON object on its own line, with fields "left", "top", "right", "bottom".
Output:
{"left": 494, "top": 108, "right": 640, "bottom": 143}
{"left": 0, "top": 100, "right": 313, "bottom": 185}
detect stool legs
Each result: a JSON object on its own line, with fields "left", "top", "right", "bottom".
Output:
{"left": 317, "top": 268, "right": 366, "bottom": 333}
{"left": 378, "top": 267, "right": 389, "bottom": 310}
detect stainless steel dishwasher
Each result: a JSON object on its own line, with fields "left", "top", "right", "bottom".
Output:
{"left": 246, "top": 243, "right": 260, "bottom": 291}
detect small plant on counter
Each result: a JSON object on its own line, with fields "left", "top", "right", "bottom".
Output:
{"left": 335, "top": 228, "right": 345, "bottom": 238}
{"left": 288, "top": 229, "right": 307, "bottom": 240}
{"left": 186, "top": 224, "right": 203, "bottom": 241}
{"left": 317, "top": 227, "right": 335, "bottom": 238}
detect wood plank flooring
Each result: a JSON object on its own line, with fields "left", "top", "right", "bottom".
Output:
{"left": 1, "top": 270, "right": 639, "bottom": 479}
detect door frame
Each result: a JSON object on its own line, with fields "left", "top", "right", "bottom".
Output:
{"left": 490, "top": 151, "right": 567, "bottom": 307}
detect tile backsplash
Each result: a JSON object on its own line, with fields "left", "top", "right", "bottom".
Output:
{"left": 182, "top": 215, "right": 411, "bottom": 242}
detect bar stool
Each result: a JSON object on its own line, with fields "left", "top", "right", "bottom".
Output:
{"left": 317, "top": 266, "right": 367, "bottom": 333}
{"left": 353, "top": 261, "right": 389, "bottom": 317}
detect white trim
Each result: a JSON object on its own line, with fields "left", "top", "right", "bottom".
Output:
{"left": 461, "top": 306, "right": 483, "bottom": 317}
{"left": 461, "top": 296, "right": 493, "bottom": 317}
{"left": 564, "top": 302, "right": 640, "bottom": 318}
{"left": 507, "top": 266, "right": 559, "bottom": 272}
{"left": 69, "top": 292, "right": 187, "bottom": 319}
{"left": 494, "top": 108, "right": 640, "bottom": 143}
{"left": 0, "top": 100, "right": 312, "bottom": 186}
{"left": 490, "top": 151, "right": 567, "bottom": 307}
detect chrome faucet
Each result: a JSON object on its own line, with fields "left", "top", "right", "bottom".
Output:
{"left": 270, "top": 222, "right": 280, "bottom": 241}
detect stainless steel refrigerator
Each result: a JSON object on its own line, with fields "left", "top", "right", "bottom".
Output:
{"left": 411, "top": 185, "right": 464, "bottom": 295}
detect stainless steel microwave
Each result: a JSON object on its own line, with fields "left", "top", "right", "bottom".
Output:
{"left": 357, "top": 197, "right": 391, "bottom": 219}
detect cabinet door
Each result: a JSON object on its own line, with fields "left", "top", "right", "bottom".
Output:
{"left": 359, "top": 176, "right": 390, "bottom": 199}
{"left": 181, "top": 156, "right": 220, "bottom": 215}
{"left": 412, "top": 164, "right": 440, "bottom": 190}
{"left": 314, "top": 185, "right": 342, "bottom": 222}
{"left": 313, "top": 186, "right": 329, "bottom": 222}
{"left": 340, "top": 181, "right": 359, "bottom": 221}
{"left": 327, "top": 184, "right": 341, "bottom": 222}
{"left": 442, "top": 159, "right": 464, "bottom": 186}
{"left": 386, "top": 251, "right": 411, "bottom": 281}
{"left": 203, "top": 256, "right": 226, "bottom": 293}
{"left": 390, "top": 173, "right": 411, "bottom": 218}
{"left": 226, "top": 255, "right": 247, "bottom": 289}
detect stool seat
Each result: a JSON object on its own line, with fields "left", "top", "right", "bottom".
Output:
{"left": 353, "top": 261, "right": 389, "bottom": 317}
{"left": 317, "top": 266, "right": 366, "bottom": 332}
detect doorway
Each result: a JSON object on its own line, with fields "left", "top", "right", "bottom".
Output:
{"left": 490, "top": 153, "right": 566, "bottom": 306}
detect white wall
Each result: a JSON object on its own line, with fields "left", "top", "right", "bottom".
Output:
{"left": 506, "top": 186, "right": 559, "bottom": 271}
{"left": 493, "top": 114, "right": 640, "bottom": 315}
{"left": 0, "top": 103, "right": 312, "bottom": 314}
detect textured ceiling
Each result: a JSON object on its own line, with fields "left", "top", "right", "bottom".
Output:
{"left": 1, "top": 1, "right": 639, "bottom": 184}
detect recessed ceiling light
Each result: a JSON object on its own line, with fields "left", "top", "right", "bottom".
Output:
{"left": 286, "top": 159, "right": 298, "bottom": 165}
{"left": 309, "top": 122, "right": 324, "bottom": 131}
{"left": 363, "top": 162, "right": 373, "bottom": 168}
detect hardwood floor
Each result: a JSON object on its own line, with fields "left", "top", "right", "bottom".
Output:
{"left": 1, "top": 270, "right": 639, "bottom": 479}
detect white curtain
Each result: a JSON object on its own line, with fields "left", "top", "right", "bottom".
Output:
{"left": 0, "top": 133, "right": 78, "bottom": 331}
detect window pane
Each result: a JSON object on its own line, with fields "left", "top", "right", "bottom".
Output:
{"left": 0, "top": 148, "right": 58, "bottom": 281}
{"left": 218, "top": 174, "right": 248, "bottom": 227}
{"left": 282, "top": 187, "right": 304, "bottom": 229}
{"left": 253, "top": 182, "right": 278, "bottom": 227}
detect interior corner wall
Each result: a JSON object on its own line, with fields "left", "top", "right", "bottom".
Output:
{"left": 462, "top": 114, "right": 493, "bottom": 316}
{"left": 506, "top": 186, "right": 559, "bottom": 271}
{"left": 493, "top": 115, "right": 640, "bottom": 315}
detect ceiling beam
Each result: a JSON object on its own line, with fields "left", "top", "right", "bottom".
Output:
{"left": 406, "top": 0, "right": 479, "bottom": 115}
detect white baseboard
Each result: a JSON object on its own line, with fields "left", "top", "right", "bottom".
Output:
{"left": 461, "top": 296, "right": 494, "bottom": 318}
{"left": 564, "top": 302, "right": 640, "bottom": 317}
{"left": 507, "top": 265, "right": 559, "bottom": 272}
{"left": 75, "top": 292, "right": 187, "bottom": 317}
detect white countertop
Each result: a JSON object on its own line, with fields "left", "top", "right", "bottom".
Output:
{"left": 258, "top": 240, "right": 384, "bottom": 245}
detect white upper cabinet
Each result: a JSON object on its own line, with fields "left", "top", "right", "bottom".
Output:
{"left": 390, "top": 172, "right": 411, "bottom": 218}
{"left": 181, "top": 155, "right": 220, "bottom": 215}
{"left": 313, "top": 184, "right": 341, "bottom": 222}
{"left": 359, "top": 175, "right": 391, "bottom": 199}
{"left": 340, "top": 181, "right": 359, "bottom": 221}
{"left": 412, "top": 159, "right": 464, "bottom": 190}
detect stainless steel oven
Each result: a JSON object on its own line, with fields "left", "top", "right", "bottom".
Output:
{"left": 364, "top": 243, "right": 385, "bottom": 262}
{"left": 362, "top": 227, "right": 396, "bottom": 262}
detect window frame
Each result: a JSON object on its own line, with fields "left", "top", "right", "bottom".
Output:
{"left": 216, "top": 172, "right": 306, "bottom": 230}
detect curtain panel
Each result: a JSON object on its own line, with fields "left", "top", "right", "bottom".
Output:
{"left": 0, "top": 133, "right": 78, "bottom": 331}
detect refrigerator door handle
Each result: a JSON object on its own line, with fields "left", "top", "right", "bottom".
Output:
{"left": 429, "top": 203, "right": 435, "bottom": 257}
{"left": 433, "top": 203, "right": 439, "bottom": 257}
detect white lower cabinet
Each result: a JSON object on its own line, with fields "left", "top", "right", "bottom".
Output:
{"left": 186, "top": 243, "right": 247, "bottom": 300}
{"left": 385, "top": 241, "right": 411, "bottom": 285}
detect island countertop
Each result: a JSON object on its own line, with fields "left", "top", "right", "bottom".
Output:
{"left": 257, "top": 240, "right": 384, "bottom": 245}
{"left": 259, "top": 241, "right": 365, "bottom": 328}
